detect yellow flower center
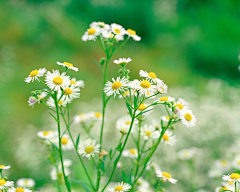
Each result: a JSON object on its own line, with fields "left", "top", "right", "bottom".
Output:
{"left": 160, "top": 97, "right": 168, "bottom": 101}
{"left": 222, "top": 187, "right": 229, "bottom": 190}
{"left": 148, "top": 72, "right": 157, "bottom": 79}
{"left": 95, "top": 112, "right": 101, "bottom": 118}
{"left": 85, "top": 146, "right": 94, "bottom": 154}
{"left": 0, "top": 179, "right": 6, "bottom": 186}
{"left": 145, "top": 131, "right": 152, "bottom": 136}
{"left": 140, "top": 80, "right": 151, "bottom": 88}
{"left": 88, "top": 28, "right": 96, "bottom": 35}
{"left": 61, "top": 138, "right": 68, "bottom": 145}
{"left": 221, "top": 160, "right": 228, "bottom": 166}
{"left": 185, "top": 113, "right": 192, "bottom": 121}
{"left": 24, "top": 180, "right": 29, "bottom": 185}
{"left": 238, "top": 160, "right": 240, "bottom": 165}
{"left": 162, "top": 172, "right": 171, "bottom": 179}
{"left": 162, "top": 134, "right": 169, "bottom": 141}
{"left": 176, "top": 103, "right": 183, "bottom": 110}
{"left": 112, "top": 82, "right": 122, "bottom": 90}
{"left": 58, "top": 100, "right": 64, "bottom": 105}
{"left": 30, "top": 69, "right": 39, "bottom": 77}
{"left": 166, "top": 116, "right": 170, "bottom": 120}
{"left": 43, "top": 131, "right": 49, "bottom": 136}
{"left": 53, "top": 76, "right": 63, "bottom": 85}
{"left": 127, "top": 29, "right": 136, "bottom": 35}
{"left": 230, "top": 173, "right": 240, "bottom": 180}
{"left": 114, "top": 28, "right": 121, "bottom": 34}
{"left": 63, "top": 62, "right": 73, "bottom": 67}
{"left": 115, "top": 186, "right": 124, "bottom": 191}
{"left": 70, "top": 80, "right": 76, "bottom": 85}
{"left": 16, "top": 188, "right": 25, "bottom": 192}
{"left": 129, "top": 148, "right": 136, "bottom": 154}
{"left": 123, "top": 91, "right": 129, "bottom": 96}
{"left": 138, "top": 104, "right": 146, "bottom": 111}
{"left": 0, "top": 165, "right": 5, "bottom": 168}
{"left": 126, "top": 121, "right": 131, "bottom": 125}
{"left": 228, "top": 181, "right": 234, "bottom": 185}
{"left": 64, "top": 88, "right": 72, "bottom": 95}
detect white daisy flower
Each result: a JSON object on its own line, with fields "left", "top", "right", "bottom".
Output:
{"left": 78, "top": 139, "right": 100, "bottom": 160}
{"left": 0, "top": 165, "right": 10, "bottom": 170}
{"left": 232, "top": 155, "right": 240, "bottom": 169}
{"left": 82, "top": 26, "right": 101, "bottom": 41}
{"left": 161, "top": 130, "right": 176, "bottom": 146}
{"left": 104, "top": 77, "right": 129, "bottom": 97}
{"left": 174, "top": 98, "right": 189, "bottom": 113}
{"left": 73, "top": 113, "right": 92, "bottom": 124}
{"left": 111, "top": 23, "right": 126, "bottom": 36}
{"left": 16, "top": 178, "right": 35, "bottom": 188}
{"left": 24, "top": 68, "right": 46, "bottom": 83}
{"left": 58, "top": 159, "right": 72, "bottom": 168}
{"left": 126, "top": 29, "right": 141, "bottom": 41}
{"left": 136, "top": 103, "right": 153, "bottom": 116}
{"left": 215, "top": 159, "right": 231, "bottom": 172}
{"left": 158, "top": 96, "right": 175, "bottom": 103}
{"left": 180, "top": 109, "right": 196, "bottom": 128}
{"left": 131, "top": 79, "right": 156, "bottom": 96}
{"left": 8, "top": 187, "right": 32, "bottom": 192}
{"left": 59, "top": 135, "right": 74, "bottom": 151}
{"left": 116, "top": 116, "right": 138, "bottom": 135}
{"left": 122, "top": 148, "right": 138, "bottom": 158}
{"left": 37, "top": 92, "right": 47, "bottom": 101}
{"left": 62, "top": 85, "right": 80, "bottom": 102}
{"left": 178, "top": 148, "right": 196, "bottom": 160}
{"left": 90, "top": 21, "right": 110, "bottom": 31}
{"left": 119, "top": 90, "right": 137, "bottom": 98}
{"left": 102, "top": 30, "right": 124, "bottom": 41}
{"left": 56, "top": 61, "right": 78, "bottom": 72}
{"left": 87, "top": 112, "right": 102, "bottom": 120}
{"left": 50, "top": 166, "right": 70, "bottom": 181}
{"left": 45, "top": 70, "right": 70, "bottom": 91}
{"left": 0, "top": 179, "right": 14, "bottom": 190}
{"left": 146, "top": 162, "right": 161, "bottom": 172}
{"left": 37, "top": 130, "right": 57, "bottom": 140}
{"left": 222, "top": 173, "right": 240, "bottom": 183}
{"left": 108, "top": 181, "right": 131, "bottom": 192}
{"left": 46, "top": 92, "right": 68, "bottom": 108}
{"left": 161, "top": 116, "right": 171, "bottom": 122}
{"left": 139, "top": 70, "right": 162, "bottom": 83}
{"left": 28, "top": 97, "right": 37, "bottom": 108}
{"left": 156, "top": 170, "right": 177, "bottom": 184}
{"left": 156, "top": 81, "right": 168, "bottom": 94}
{"left": 141, "top": 124, "right": 160, "bottom": 140}
{"left": 70, "top": 78, "right": 84, "bottom": 88}
{"left": 117, "top": 162, "right": 123, "bottom": 169}
{"left": 113, "top": 57, "right": 132, "bottom": 66}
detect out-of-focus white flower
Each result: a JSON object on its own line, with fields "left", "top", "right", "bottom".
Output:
{"left": 116, "top": 116, "right": 137, "bottom": 135}
{"left": 107, "top": 181, "right": 131, "bottom": 192}
{"left": 25, "top": 68, "right": 46, "bottom": 83}
{"left": 215, "top": 159, "right": 231, "bottom": 172}
{"left": 156, "top": 170, "right": 177, "bottom": 184}
{"left": 126, "top": 29, "right": 141, "bottom": 41}
{"left": 160, "top": 130, "right": 176, "bottom": 146}
{"left": 90, "top": 21, "right": 110, "bottom": 32}
{"left": 117, "top": 162, "right": 123, "bottom": 169}
{"left": 141, "top": 124, "right": 160, "bottom": 140}
{"left": 16, "top": 178, "right": 35, "bottom": 188}
{"left": 102, "top": 30, "right": 124, "bottom": 41}
{"left": 161, "top": 116, "right": 171, "bottom": 122}
{"left": 178, "top": 148, "right": 196, "bottom": 160}
{"left": 28, "top": 97, "right": 37, "bottom": 108}
{"left": 232, "top": 154, "right": 240, "bottom": 169}
{"left": 113, "top": 57, "right": 132, "bottom": 66}
{"left": 82, "top": 26, "right": 101, "bottom": 41}
{"left": 146, "top": 162, "right": 161, "bottom": 172}
{"left": 104, "top": 77, "right": 129, "bottom": 97}
{"left": 73, "top": 113, "right": 91, "bottom": 124}
{"left": 136, "top": 177, "right": 153, "bottom": 192}
{"left": 87, "top": 112, "right": 102, "bottom": 120}
{"left": 37, "top": 130, "right": 57, "bottom": 140}
{"left": 0, "top": 179, "right": 14, "bottom": 190}
{"left": 180, "top": 109, "right": 196, "bottom": 128}
{"left": 50, "top": 166, "right": 70, "bottom": 181}
{"left": 59, "top": 135, "right": 74, "bottom": 151}
{"left": 56, "top": 61, "right": 78, "bottom": 72}
{"left": 122, "top": 148, "right": 138, "bottom": 158}
{"left": 45, "top": 70, "right": 70, "bottom": 91}
{"left": 78, "top": 139, "right": 100, "bottom": 160}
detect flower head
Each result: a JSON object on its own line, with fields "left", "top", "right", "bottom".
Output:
{"left": 116, "top": 116, "right": 138, "bottom": 135}
{"left": 56, "top": 61, "right": 78, "bottom": 72}
{"left": 160, "top": 130, "right": 176, "bottom": 146}
{"left": 113, "top": 57, "right": 132, "bottom": 66}
{"left": 46, "top": 92, "right": 68, "bottom": 108}
{"left": 78, "top": 139, "right": 100, "bottom": 160}
{"left": 126, "top": 29, "right": 141, "bottom": 41}
{"left": 16, "top": 178, "right": 35, "bottom": 188}
{"left": 8, "top": 187, "right": 32, "bottom": 192}
{"left": 70, "top": 78, "right": 84, "bottom": 88}
{"left": 25, "top": 68, "right": 46, "bottom": 83}
{"left": 111, "top": 23, "right": 126, "bottom": 36}
{"left": 37, "top": 130, "right": 57, "bottom": 140}
{"left": 82, "top": 26, "right": 101, "bottom": 41}
{"left": 108, "top": 181, "right": 131, "bottom": 192}
{"left": 90, "top": 21, "right": 110, "bottom": 31}
{"left": 0, "top": 165, "right": 10, "bottom": 170}
{"left": 45, "top": 70, "right": 70, "bottom": 91}
{"left": 131, "top": 79, "right": 156, "bottom": 96}
{"left": 122, "top": 148, "right": 138, "bottom": 158}
{"left": 62, "top": 85, "right": 80, "bottom": 102}
{"left": 104, "top": 77, "right": 129, "bottom": 97}
{"left": 222, "top": 173, "right": 240, "bottom": 183}
{"left": 180, "top": 109, "right": 196, "bottom": 127}
{"left": 156, "top": 170, "right": 177, "bottom": 184}
{"left": 139, "top": 70, "right": 162, "bottom": 83}
{"left": 141, "top": 124, "right": 160, "bottom": 140}
{"left": 0, "top": 180, "right": 14, "bottom": 190}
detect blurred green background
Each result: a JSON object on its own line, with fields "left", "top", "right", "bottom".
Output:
{"left": 0, "top": 0, "right": 240, "bottom": 191}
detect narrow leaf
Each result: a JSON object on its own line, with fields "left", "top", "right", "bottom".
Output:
{"left": 101, "top": 161, "right": 105, "bottom": 173}
{"left": 116, "top": 142, "right": 122, "bottom": 152}
{"left": 122, "top": 170, "right": 128, "bottom": 183}
{"left": 48, "top": 139, "right": 59, "bottom": 152}
{"left": 113, "top": 156, "right": 119, "bottom": 167}
{"left": 109, "top": 148, "right": 113, "bottom": 159}
{"left": 126, "top": 102, "right": 132, "bottom": 116}
{"left": 76, "top": 133, "right": 80, "bottom": 147}
{"left": 93, "top": 58, "right": 103, "bottom": 73}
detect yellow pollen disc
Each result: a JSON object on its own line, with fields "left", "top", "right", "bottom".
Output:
{"left": 24, "top": 180, "right": 29, "bottom": 185}
{"left": 176, "top": 103, "right": 183, "bottom": 110}
{"left": 222, "top": 187, "right": 228, "bottom": 190}
{"left": 148, "top": 72, "right": 157, "bottom": 79}
{"left": 126, "top": 121, "right": 131, "bottom": 125}
{"left": 30, "top": 69, "right": 39, "bottom": 77}
{"left": 85, "top": 146, "right": 94, "bottom": 154}
{"left": 145, "top": 131, "right": 152, "bottom": 136}
{"left": 53, "top": 76, "right": 63, "bottom": 85}
{"left": 63, "top": 62, "right": 73, "bottom": 67}
{"left": 64, "top": 88, "right": 72, "bottom": 95}
{"left": 166, "top": 116, "right": 170, "bottom": 120}
{"left": 162, "top": 134, "right": 169, "bottom": 141}
{"left": 114, "top": 28, "right": 121, "bottom": 34}
{"left": 138, "top": 104, "right": 146, "bottom": 111}
{"left": 160, "top": 97, "right": 168, "bottom": 101}
{"left": 185, "top": 113, "right": 192, "bottom": 121}
{"left": 16, "top": 188, "right": 25, "bottom": 192}
{"left": 0, "top": 165, "right": 4, "bottom": 168}
{"left": 95, "top": 112, "right": 101, "bottom": 118}
{"left": 61, "top": 138, "right": 68, "bottom": 145}
{"left": 88, "top": 28, "right": 96, "bottom": 35}
{"left": 112, "top": 82, "right": 122, "bottom": 90}
{"left": 129, "top": 148, "right": 136, "bottom": 154}
{"left": 140, "top": 80, "right": 151, "bottom": 88}
{"left": 115, "top": 186, "right": 124, "bottom": 191}
{"left": 162, "top": 172, "right": 171, "bottom": 179}
{"left": 147, "top": 91, "right": 151, "bottom": 95}
{"left": 238, "top": 160, "right": 240, "bottom": 165}
{"left": 228, "top": 181, "right": 234, "bottom": 185}
{"left": 230, "top": 173, "right": 240, "bottom": 180}
{"left": 0, "top": 179, "right": 6, "bottom": 186}
{"left": 123, "top": 91, "right": 129, "bottom": 96}
{"left": 70, "top": 80, "right": 76, "bottom": 85}
{"left": 127, "top": 29, "right": 136, "bottom": 35}
{"left": 58, "top": 100, "right": 63, "bottom": 105}
{"left": 43, "top": 131, "right": 49, "bottom": 136}
{"left": 221, "top": 160, "right": 227, "bottom": 166}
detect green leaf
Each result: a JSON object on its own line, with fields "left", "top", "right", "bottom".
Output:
{"left": 49, "top": 112, "right": 58, "bottom": 122}
{"left": 76, "top": 133, "right": 80, "bottom": 147}
{"left": 122, "top": 170, "right": 128, "bottom": 183}
{"left": 47, "top": 139, "right": 59, "bottom": 152}
{"left": 113, "top": 156, "right": 119, "bottom": 167}
{"left": 128, "top": 173, "right": 132, "bottom": 184}
{"left": 101, "top": 161, "right": 105, "bottom": 173}
{"left": 161, "top": 119, "right": 163, "bottom": 128}
{"left": 116, "top": 142, "right": 122, "bottom": 152}
{"left": 126, "top": 102, "right": 132, "bottom": 116}
{"left": 134, "top": 95, "right": 138, "bottom": 108}
{"left": 136, "top": 109, "right": 153, "bottom": 118}
{"left": 93, "top": 58, "right": 103, "bottom": 73}
{"left": 109, "top": 148, "right": 113, "bottom": 158}
{"left": 69, "top": 179, "right": 91, "bottom": 192}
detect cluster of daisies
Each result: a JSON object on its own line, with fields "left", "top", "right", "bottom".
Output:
{"left": 82, "top": 21, "right": 141, "bottom": 42}
{"left": 25, "top": 61, "right": 84, "bottom": 108}
{"left": 0, "top": 165, "right": 35, "bottom": 192}
{"left": 217, "top": 173, "right": 240, "bottom": 191}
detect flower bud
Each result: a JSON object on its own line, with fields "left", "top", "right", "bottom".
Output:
{"left": 106, "top": 42, "right": 113, "bottom": 47}
{"left": 173, "top": 114, "right": 178, "bottom": 120}
{"left": 29, "top": 96, "right": 37, "bottom": 104}
{"left": 172, "top": 106, "right": 179, "bottom": 113}
{"left": 100, "top": 57, "right": 106, "bottom": 66}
